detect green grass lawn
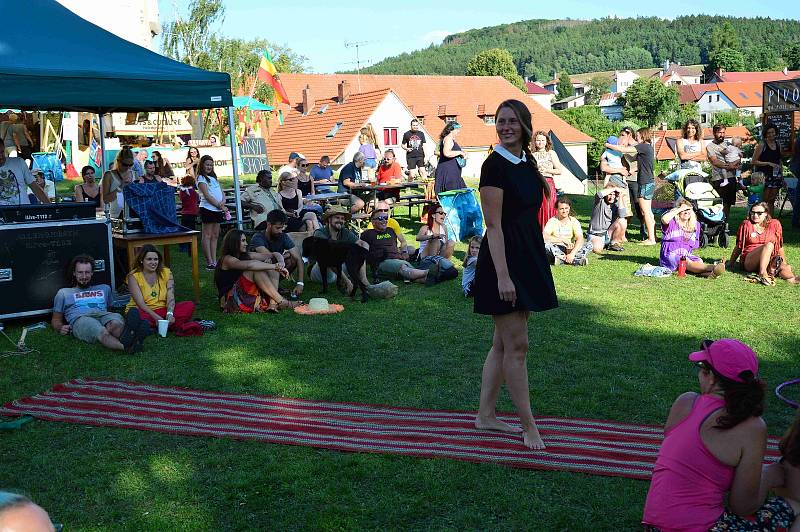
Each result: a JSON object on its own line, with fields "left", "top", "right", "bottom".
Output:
{"left": 2, "top": 194, "right": 799, "bottom": 531}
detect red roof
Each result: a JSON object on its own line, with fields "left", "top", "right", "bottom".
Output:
{"left": 714, "top": 82, "right": 764, "bottom": 108}
{"left": 273, "top": 74, "right": 593, "bottom": 147}
{"left": 652, "top": 126, "right": 752, "bottom": 160}
{"left": 266, "top": 88, "right": 393, "bottom": 164}
{"left": 679, "top": 84, "right": 717, "bottom": 104}
{"left": 715, "top": 70, "right": 800, "bottom": 83}
{"left": 526, "top": 82, "right": 554, "bottom": 95}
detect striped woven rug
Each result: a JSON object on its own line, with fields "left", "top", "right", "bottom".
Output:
{"left": 1, "top": 378, "right": 782, "bottom": 480}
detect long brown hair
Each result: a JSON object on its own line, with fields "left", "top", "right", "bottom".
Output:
{"left": 495, "top": 99, "right": 550, "bottom": 197}
{"left": 682, "top": 119, "right": 702, "bottom": 141}
{"left": 219, "top": 229, "right": 247, "bottom": 262}
{"left": 749, "top": 201, "right": 772, "bottom": 228}
{"left": 532, "top": 130, "right": 552, "bottom": 152}
{"left": 130, "top": 244, "right": 164, "bottom": 276}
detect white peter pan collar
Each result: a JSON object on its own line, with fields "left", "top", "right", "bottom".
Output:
{"left": 493, "top": 144, "right": 527, "bottom": 164}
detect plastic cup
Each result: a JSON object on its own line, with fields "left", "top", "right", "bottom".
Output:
{"left": 157, "top": 319, "right": 169, "bottom": 338}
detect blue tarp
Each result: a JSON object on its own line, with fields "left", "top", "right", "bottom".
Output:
{"left": 437, "top": 188, "right": 484, "bottom": 241}
{"left": 0, "top": 1, "right": 232, "bottom": 112}
{"left": 31, "top": 152, "right": 64, "bottom": 182}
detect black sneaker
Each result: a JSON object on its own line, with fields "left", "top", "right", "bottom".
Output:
{"left": 607, "top": 243, "right": 625, "bottom": 252}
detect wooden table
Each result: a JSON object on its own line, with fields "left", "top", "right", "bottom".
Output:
{"left": 112, "top": 230, "right": 201, "bottom": 301}
{"left": 349, "top": 181, "right": 427, "bottom": 209}
{"left": 305, "top": 191, "right": 351, "bottom": 204}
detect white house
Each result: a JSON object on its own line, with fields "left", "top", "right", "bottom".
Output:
{"left": 697, "top": 82, "right": 763, "bottom": 125}
{"left": 599, "top": 93, "right": 624, "bottom": 120}
{"left": 525, "top": 82, "right": 556, "bottom": 109}
{"left": 57, "top": 0, "right": 161, "bottom": 50}
{"left": 611, "top": 71, "right": 639, "bottom": 94}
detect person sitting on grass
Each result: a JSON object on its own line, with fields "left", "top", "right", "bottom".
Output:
{"left": 417, "top": 203, "right": 456, "bottom": 260}
{"left": 643, "top": 339, "right": 798, "bottom": 532}
{"left": 52, "top": 254, "right": 150, "bottom": 353}
{"left": 360, "top": 209, "right": 436, "bottom": 285}
{"left": 215, "top": 229, "right": 299, "bottom": 313}
{"left": 462, "top": 235, "right": 481, "bottom": 296}
{"left": 728, "top": 202, "right": 799, "bottom": 285}
{"left": 543, "top": 197, "right": 593, "bottom": 266}
{"left": 587, "top": 184, "right": 628, "bottom": 254}
{"left": 761, "top": 411, "right": 800, "bottom": 520}
{"left": 0, "top": 492, "right": 57, "bottom": 532}
{"left": 249, "top": 209, "right": 306, "bottom": 298}
{"left": 125, "top": 244, "right": 198, "bottom": 336}
{"left": 660, "top": 199, "right": 725, "bottom": 279}
{"left": 368, "top": 201, "right": 414, "bottom": 256}
{"left": 310, "top": 205, "right": 367, "bottom": 288}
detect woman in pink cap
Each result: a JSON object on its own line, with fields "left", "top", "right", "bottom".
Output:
{"left": 642, "top": 339, "right": 798, "bottom": 531}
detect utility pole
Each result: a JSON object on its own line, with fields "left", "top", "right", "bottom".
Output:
{"left": 344, "top": 41, "right": 370, "bottom": 93}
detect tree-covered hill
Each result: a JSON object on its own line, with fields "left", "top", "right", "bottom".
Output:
{"left": 360, "top": 16, "right": 800, "bottom": 81}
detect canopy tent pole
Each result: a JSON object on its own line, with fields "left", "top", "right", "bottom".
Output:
{"left": 227, "top": 106, "right": 242, "bottom": 229}
{"left": 98, "top": 113, "right": 107, "bottom": 173}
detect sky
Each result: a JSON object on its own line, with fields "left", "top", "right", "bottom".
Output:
{"left": 157, "top": 0, "right": 800, "bottom": 73}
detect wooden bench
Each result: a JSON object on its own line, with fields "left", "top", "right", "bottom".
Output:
{"left": 396, "top": 195, "right": 434, "bottom": 219}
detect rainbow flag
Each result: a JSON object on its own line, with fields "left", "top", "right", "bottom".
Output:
{"left": 257, "top": 51, "right": 290, "bottom": 105}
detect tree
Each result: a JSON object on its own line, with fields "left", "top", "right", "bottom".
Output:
{"left": 671, "top": 103, "right": 700, "bottom": 130}
{"left": 466, "top": 48, "right": 526, "bottom": 91}
{"left": 709, "top": 21, "right": 741, "bottom": 56}
{"left": 785, "top": 43, "right": 800, "bottom": 70}
{"left": 584, "top": 75, "right": 612, "bottom": 105}
{"left": 710, "top": 109, "right": 756, "bottom": 128}
{"left": 161, "top": 0, "right": 225, "bottom": 67}
{"left": 617, "top": 78, "right": 680, "bottom": 127}
{"left": 708, "top": 47, "right": 747, "bottom": 74}
{"left": 556, "top": 71, "right": 574, "bottom": 100}
{"left": 746, "top": 45, "right": 785, "bottom": 71}
{"left": 554, "top": 105, "right": 616, "bottom": 176}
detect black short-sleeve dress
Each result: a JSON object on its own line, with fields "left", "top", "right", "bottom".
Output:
{"left": 473, "top": 151, "right": 558, "bottom": 315}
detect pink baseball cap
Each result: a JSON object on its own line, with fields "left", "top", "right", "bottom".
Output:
{"left": 689, "top": 339, "right": 759, "bottom": 382}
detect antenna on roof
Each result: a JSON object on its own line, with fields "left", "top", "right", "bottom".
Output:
{"left": 345, "top": 41, "right": 370, "bottom": 93}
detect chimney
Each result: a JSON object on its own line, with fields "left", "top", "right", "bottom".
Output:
{"left": 663, "top": 59, "right": 670, "bottom": 73}
{"left": 301, "top": 85, "right": 313, "bottom": 115}
{"left": 337, "top": 80, "right": 350, "bottom": 103}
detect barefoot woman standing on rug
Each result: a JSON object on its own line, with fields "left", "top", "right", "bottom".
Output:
{"left": 473, "top": 99, "right": 558, "bottom": 450}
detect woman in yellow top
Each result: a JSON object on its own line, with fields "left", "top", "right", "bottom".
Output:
{"left": 126, "top": 245, "right": 196, "bottom": 335}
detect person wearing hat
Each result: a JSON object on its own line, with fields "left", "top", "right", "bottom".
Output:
{"left": 643, "top": 339, "right": 797, "bottom": 531}
{"left": 276, "top": 151, "right": 303, "bottom": 182}
{"left": 0, "top": 138, "right": 48, "bottom": 205}
{"left": 309, "top": 205, "right": 362, "bottom": 286}
{"left": 27, "top": 168, "right": 56, "bottom": 203}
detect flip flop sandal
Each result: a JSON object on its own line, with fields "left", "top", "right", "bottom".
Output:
{"left": 760, "top": 275, "right": 776, "bottom": 286}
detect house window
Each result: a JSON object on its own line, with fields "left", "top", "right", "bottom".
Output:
{"left": 716, "top": 95, "right": 720, "bottom": 102}
{"left": 326, "top": 122, "right": 343, "bottom": 138}
{"left": 445, "top": 116, "right": 458, "bottom": 123}
{"left": 483, "top": 116, "right": 495, "bottom": 125}
{"left": 708, "top": 95, "right": 712, "bottom": 102}
{"left": 383, "top": 127, "right": 398, "bottom": 146}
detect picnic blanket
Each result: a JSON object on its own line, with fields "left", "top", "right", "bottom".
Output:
{"left": 1, "top": 379, "right": 782, "bottom": 480}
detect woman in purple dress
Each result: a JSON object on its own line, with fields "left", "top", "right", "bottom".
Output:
{"left": 435, "top": 122, "right": 468, "bottom": 193}
{"left": 660, "top": 199, "right": 725, "bottom": 278}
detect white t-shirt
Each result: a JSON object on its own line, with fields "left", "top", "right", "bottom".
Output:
{"left": 0, "top": 156, "right": 35, "bottom": 205}
{"left": 197, "top": 174, "right": 224, "bottom": 211}
{"left": 276, "top": 164, "right": 298, "bottom": 179}
{"left": 28, "top": 179, "right": 56, "bottom": 200}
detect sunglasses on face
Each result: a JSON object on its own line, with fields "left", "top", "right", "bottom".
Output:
{"left": 751, "top": 210, "right": 766, "bottom": 215}
{"left": 373, "top": 215, "right": 388, "bottom": 221}
{"left": 375, "top": 208, "right": 389, "bottom": 212}
{"left": 435, "top": 211, "right": 445, "bottom": 215}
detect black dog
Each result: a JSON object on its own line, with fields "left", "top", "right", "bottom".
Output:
{"left": 302, "top": 236, "right": 369, "bottom": 302}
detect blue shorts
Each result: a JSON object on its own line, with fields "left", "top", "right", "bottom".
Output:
{"left": 638, "top": 182, "right": 655, "bottom": 200}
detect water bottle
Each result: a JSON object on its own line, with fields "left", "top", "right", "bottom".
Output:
{"left": 678, "top": 256, "right": 687, "bottom": 278}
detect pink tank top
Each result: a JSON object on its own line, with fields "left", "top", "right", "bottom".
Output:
{"left": 642, "top": 394, "right": 734, "bottom": 532}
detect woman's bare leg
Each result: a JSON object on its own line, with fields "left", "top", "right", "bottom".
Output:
{"left": 638, "top": 198, "right": 656, "bottom": 244}
{"left": 743, "top": 242, "right": 775, "bottom": 277}
{"left": 201, "top": 222, "right": 215, "bottom": 265}
{"left": 476, "top": 323, "right": 521, "bottom": 434}
{"left": 244, "top": 270, "right": 283, "bottom": 302}
{"left": 763, "top": 187, "right": 778, "bottom": 216}
{"left": 209, "top": 223, "right": 220, "bottom": 265}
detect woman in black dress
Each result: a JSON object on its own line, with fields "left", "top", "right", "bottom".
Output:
{"left": 473, "top": 99, "right": 558, "bottom": 450}
{"left": 435, "top": 122, "right": 468, "bottom": 193}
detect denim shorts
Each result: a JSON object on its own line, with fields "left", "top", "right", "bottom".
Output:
{"left": 638, "top": 182, "right": 655, "bottom": 200}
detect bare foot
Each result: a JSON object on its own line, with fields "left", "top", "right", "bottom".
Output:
{"left": 474, "top": 416, "right": 523, "bottom": 434}
{"left": 522, "top": 426, "right": 546, "bottom": 450}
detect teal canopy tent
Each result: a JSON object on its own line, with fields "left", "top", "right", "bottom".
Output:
{"left": 0, "top": 0, "right": 232, "bottom": 112}
{"left": 232, "top": 97, "right": 274, "bottom": 111}
{"left": 0, "top": 0, "right": 246, "bottom": 225}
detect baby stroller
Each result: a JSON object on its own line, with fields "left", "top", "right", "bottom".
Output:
{"left": 664, "top": 169, "right": 729, "bottom": 248}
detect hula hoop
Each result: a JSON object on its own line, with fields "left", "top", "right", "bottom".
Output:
{"left": 775, "top": 379, "right": 800, "bottom": 409}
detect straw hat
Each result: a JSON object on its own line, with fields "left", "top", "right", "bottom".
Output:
{"left": 323, "top": 205, "right": 352, "bottom": 222}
